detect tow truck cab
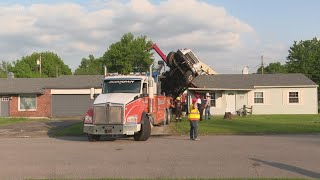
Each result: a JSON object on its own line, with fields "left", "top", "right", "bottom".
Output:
{"left": 83, "top": 75, "right": 171, "bottom": 141}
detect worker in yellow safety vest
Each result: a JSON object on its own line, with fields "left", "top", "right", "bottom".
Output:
{"left": 188, "top": 98, "right": 200, "bottom": 141}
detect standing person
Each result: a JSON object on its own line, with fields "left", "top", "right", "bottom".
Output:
{"left": 181, "top": 93, "right": 187, "bottom": 117}
{"left": 196, "top": 93, "right": 204, "bottom": 121}
{"left": 175, "top": 97, "right": 182, "bottom": 122}
{"left": 205, "top": 93, "right": 211, "bottom": 120}
{"left": 188, "top": 98, "right": 200, "bottom": 141}
{"left": 169, "top": 98, "right": 175, "bottom": 118}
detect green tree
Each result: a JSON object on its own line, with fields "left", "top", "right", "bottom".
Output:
{"left": 74, "top": 55, "right": 103, "bottom": 75}
{"left": 0, "top": 60, "right": 10, "bottom": 78}
{"left": 8, "top": 52, "right": 72, "bottom": 78}
{"left": 101, "top": 33, "right": 154, "bottom": 74}
{"left": 286, "top": 37, "right": 320, "bottom": 84}
{"left": 257, "top": 62, "right": 287, "bottom": 74}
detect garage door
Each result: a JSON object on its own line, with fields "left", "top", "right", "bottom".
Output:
{"left": 52, "top": 95, "right": 94, "bottom": 117}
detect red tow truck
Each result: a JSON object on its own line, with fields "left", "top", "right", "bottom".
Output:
{"left": 83, "top": 44, "right": 215, "bottom": 141}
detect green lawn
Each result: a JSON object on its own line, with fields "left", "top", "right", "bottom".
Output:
{"left": 0, "top": 117, "right": 30, "bottom": 126}
{"left": 172, "top": 114, "right": 320, "bottom": 135}
{"left": 52, "top": 114, "right": 320, "bottom": 136}
{"left": 53, "top": 123, "right": 84, "bottom": 136}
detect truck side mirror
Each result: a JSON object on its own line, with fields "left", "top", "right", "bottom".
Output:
{"left": 142, "top": 83, "right": 147, "bottom": 96}
{"left": 101, "top": 83, "right": 103, "bottom": 93}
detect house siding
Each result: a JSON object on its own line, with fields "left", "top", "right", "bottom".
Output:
{"left": 211, "top": 91, "right": 224, "bottom": 115}
{"left": 9, "top": 89, "right": 51, "bottom": 117}
{"left": 214, "top": 91, "right": 226, "bottom": 115}
{"left": 209, "top": 91, "right": 249, "bottom": 115}
{"left": 203, "top": 87, "right": 318, "bottom": 115}
{"left": 235, "top": 92, "right": 248, "bottom": 112}
{"left": 250, "top": 87, "right": 318, "bottom": 114}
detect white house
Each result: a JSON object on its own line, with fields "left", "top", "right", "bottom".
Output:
{"left": 188, "top": 74, "right": 318, "bottom": 115}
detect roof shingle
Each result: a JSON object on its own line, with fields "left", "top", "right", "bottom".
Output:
{"left": 0, "top": 74, "right": 317, "bottom": 94}
{"left": 0, "top": 75, "right": 104, "bottom": 94}
{"left": 192, "top": 73, "right": 318, "bottom": 89}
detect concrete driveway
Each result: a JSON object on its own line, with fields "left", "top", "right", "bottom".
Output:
{"left": 0, "top": 119, "right": 81, "bottom": 138}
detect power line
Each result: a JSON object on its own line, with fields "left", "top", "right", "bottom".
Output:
{"left": 248, "top": 64, "right": 262, "bottom": 73}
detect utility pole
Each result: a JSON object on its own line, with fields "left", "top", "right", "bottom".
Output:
{"left": 261, "top": 55, "right": 264, "bottom": 74}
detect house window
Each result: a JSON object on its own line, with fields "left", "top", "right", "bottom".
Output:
{"left": 19, "top": 95, "right": 37, "bottom": 111}
{"left": 289, "top": 92, "right": 299, "bottom": 103}
{"left": 254, "top": 92, "right": 264, "bottom": 104}
{"left": 210, "top": 93, "right": 216, "bottom": 107}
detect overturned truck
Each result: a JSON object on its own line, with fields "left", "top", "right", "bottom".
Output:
{"left": 149, "top": 43, "right": 217, "bottom": 98}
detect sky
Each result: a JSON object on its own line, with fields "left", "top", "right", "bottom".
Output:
{"left": 0, "top": 0, "right": 319, "bottom": 74}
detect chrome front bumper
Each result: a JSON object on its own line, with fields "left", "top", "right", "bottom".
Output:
{"left": 84, "top": 124, "right": 141, "bottom": 135}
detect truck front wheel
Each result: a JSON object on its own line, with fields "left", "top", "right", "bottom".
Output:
{"left": 87, "top": 134, "right": 101, "bottom": 142}
{"left": 134, "top": 115, "right": 151, "bottom": 141}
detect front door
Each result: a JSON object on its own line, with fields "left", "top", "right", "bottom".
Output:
{"left": 226, "top": 92, "right": 236, "bottom": 113}
{"left": 0, "top": 96, "right": 9, "bottom": 117}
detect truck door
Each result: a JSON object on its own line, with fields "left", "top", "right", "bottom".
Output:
{"left": 156, "top": 95, "right": 167, "bottom": 124}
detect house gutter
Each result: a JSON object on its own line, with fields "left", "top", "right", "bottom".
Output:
{"left": 254, "top": 85, "right": 319, "bottom": 88}
{"left": 188, "top": 87, "right": 252, "bottom": 91}
{"left": 0, "top": 91, "right": 45, "bottom": 95}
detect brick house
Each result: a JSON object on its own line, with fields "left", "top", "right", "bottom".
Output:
{"left": 0, "top": 75, "right": 103, "bottom": 118}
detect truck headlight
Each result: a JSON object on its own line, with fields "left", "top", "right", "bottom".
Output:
{"left": 126, "top": 115, "right": 138, "bottom": 123}
{"left": 84, "top": 115, "right": 93, "bottom": 124}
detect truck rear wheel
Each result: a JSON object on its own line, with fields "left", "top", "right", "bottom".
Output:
{"left": 87, "top": 134, "right": 101, "bottom": 142}
{"left": 184, "top": 70, "right": 194, "bottom": 85}
{"left": 167, "top": 51, "right": 176, "bottom": 67}
{"left": 134, "top": 115, "right": 151, "bottom": 141}
{"left": 165, "top": 108, "right": 172, "bottom": 125}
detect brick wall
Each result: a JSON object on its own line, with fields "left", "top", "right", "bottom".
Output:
{"left": 9, "top": 89, "right": 52, "bottom": 118}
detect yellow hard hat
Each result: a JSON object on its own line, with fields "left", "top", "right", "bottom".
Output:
{"left": 176, "top": 97, "right": 181, "bottom": 100}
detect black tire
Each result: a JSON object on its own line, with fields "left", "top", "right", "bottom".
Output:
{"left": 87, "top": 134, "right": 101, "bottom": 142}
{"left": 134, "top": 115, "right": 151, "bottom": 141}
{"left": 167, "top": 51, "right": 176, "bottom": 67}
{"left": 165, "top": 109, "right": 172, "bottom": 125}
{"left": 184, "top": 70, "right": 194, "bottom": 85}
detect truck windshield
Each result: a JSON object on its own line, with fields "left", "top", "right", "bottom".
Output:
{"left": 103, "top": 80, "right": 141, "bottom": 93}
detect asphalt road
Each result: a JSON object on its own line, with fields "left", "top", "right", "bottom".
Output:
{"left": 0, "top": 134, "right": 319, "bottom": 179}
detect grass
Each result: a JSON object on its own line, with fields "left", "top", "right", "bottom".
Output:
{"left": 0, "top": 117, "right": 30, "bottom": 126}
{"left": 171, "top": 114, "right": 320, "bottom": 135}
{"left": 52, "top": 122, "right": 84, "bottom": 136}
{"left": 52, "top": 114, "right": 320, "bottom": 136}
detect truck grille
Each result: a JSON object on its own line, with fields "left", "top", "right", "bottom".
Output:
{"left": 93, "top": 104, "right": 124, "bottom": 125}
{"left": 185, "top": 51, "right": 199, "bottom": 64}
